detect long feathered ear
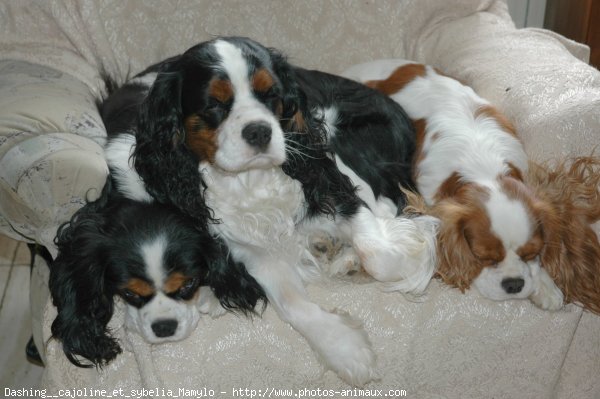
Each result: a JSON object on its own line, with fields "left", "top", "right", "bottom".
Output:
{"left": 268, "top": 48, "right": 302, "bottom": 123}
{"left": 205, "top": 238, "right": 267, "bottom": 315}
{"left": 133, "top": 68, "right": 213, "bottom": 228}
{"left": 268, "top": 48, "right": 315, "bottom": 140}
{"left": 529, "top": 157, "right": 600, "bottom": 314}
{"left": 432, "top": 200, "right": 484, "bottom": 292}
{"left": 268, "top": 49, "right": 360, "bottom": 218}
{"left": 50, "top": 206, "right": 120, "bottom": 368}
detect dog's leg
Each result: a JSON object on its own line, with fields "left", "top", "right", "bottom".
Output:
{"left": 529, "top": 264, "right": 564, "bottom": 311}
{"left": 244, "top": 250, "right": 376, "bottom": 386}
{"left": 197, "top": 287, "right": 227, "bottom": 318}
{"left": 304, "top": 223, "right": 362, "bottom": 277}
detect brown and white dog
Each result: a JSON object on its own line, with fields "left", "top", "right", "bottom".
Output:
{"left": 343, "top": 60, "right": 600, "bottom": 313}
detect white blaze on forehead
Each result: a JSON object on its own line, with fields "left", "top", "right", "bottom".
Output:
{"left": 208, "top": 39, "right": 287, "bottom": 171}
{"left": 213, "top": 40, "right": 252, "bottom": 96}
{"left": 486, "top": 190, "right": 531, "bottom": 248}
{"left": 140, "top": 235, "right": 168, "bottom": 286}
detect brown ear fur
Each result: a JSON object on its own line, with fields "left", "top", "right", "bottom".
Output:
{"left": 528, "top": 157, "right": 600, "bottom": 314}
{"left": 400, "top": 186, "right": 428, "bottom": 216}
{"left": 431, "top": 200, "right": 484, "bottom": 292}
{"left": 402, "top": 186, "right": 490, "bottom": 291}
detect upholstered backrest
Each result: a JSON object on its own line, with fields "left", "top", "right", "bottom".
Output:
{"left": 0, "top": 0, "right": 509, "bottom": 90}
{"left": 93, "top": 0, "right": 507, "bottom": 76}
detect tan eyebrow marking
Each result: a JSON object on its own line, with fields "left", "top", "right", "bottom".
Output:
{"left": 122, "top": 278, "right": 155, "bottom": 297}
{"left": 208, "top": 78, "right": 233, "bottom": 103}
{"left": 252, "top": 68, "right": 275, "bottom": 93}
{"left": 517, "top": 230, "right": 544, "bottom": 261}
{"left": 163, "top": 272, "right": 191, "bottom": 294}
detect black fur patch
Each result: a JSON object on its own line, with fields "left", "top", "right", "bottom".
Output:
{"left": 294, "top": 68, "right": 416, "bottom": 210}
{"left": 50, "top": 180, "right": 265, "bottom": 368}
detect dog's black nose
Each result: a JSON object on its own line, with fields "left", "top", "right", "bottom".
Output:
{"left": 151, "top": 319, "right": 178, "bottom": 338}
{"left": 242, "top": 122, "right": 272, "bottom": 150}
{"left": 501, "top": 278, "right": 525, "bottom": 294}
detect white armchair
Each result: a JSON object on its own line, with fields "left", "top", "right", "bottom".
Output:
{"left": 1, "top": 1, "right": 598, "bottom": 397}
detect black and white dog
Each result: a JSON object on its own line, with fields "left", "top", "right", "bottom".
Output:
{"left": 102, "top": 36, "right": 437, "bottom": 385}
{"left": 49, "top": 179, "right": 265, "bottom": 368}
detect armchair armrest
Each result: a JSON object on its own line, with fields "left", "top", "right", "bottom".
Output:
{"left": 0, "top": 60, "right": 108, "bottom": 363}
{"left": 0, "top": 60, "right": 108, "bottom": 254}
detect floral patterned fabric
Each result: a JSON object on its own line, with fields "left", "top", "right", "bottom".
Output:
{"left": 0, "top": 60, "right": 107, "bottom": 251}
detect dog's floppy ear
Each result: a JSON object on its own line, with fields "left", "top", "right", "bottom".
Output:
{"left": 50, "top": 204, "right": 120, "bottom": 368}
{"left": 432, "top": 200, "right": 485, "bottom": 292}
{"left": 133, "top": 66, "right": 213, "bottom": 227}
{"left": 268, "top": 49, "right": 361, "bottom": 218}
{"left": 529, "top": 158, "right": 600, "bottom": 314}
{"left": 268, "top": 48, "right": 305, "bottom": 126}
{"left": 205, "top": 238, "right": 267, "bottom": 315}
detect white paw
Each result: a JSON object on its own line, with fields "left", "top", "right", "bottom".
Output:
{"left": 197, "top": 288, "right": 227, "bottom": 318}
{"left": 309, "top": 231, "right": 340, "bottom": 260}
{"left": 310, "top": 310, "right": 377, "bottom": 386}
{"left": 530, "top": 271, "right": 564, "bottom": 311}
{"left": 327, "top": 246, "right": 363, "bottom": 277}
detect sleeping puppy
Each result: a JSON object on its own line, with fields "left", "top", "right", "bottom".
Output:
{"left": 49, "top": 179, "right": 265, "bottom": 368}
{"left": 102, "top": 37, "right": 437, "bottom": 385}
{"left": 344, "top": 59, "right": 600, "bottom": 314}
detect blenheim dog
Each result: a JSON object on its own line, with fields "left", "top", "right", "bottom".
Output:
{"left": 345, "top": 59, "right": 600, "bottom": 314}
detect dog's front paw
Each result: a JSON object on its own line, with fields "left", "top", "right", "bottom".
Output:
{"left": 309, "top": 231, "right": 364, "bottom": 277}
{"left": 197, "top": 288, "right": 227, "bottom": 318}
{"left": 313, "top": 310, "right": 378, "bottom": 386}
{"left": 530, "top": 270, "right": 564, "bottom": 311}
{"left": 309, "top": 231, "right": 340, "bottom": 260}
{"left": 334, "top": 343, "right": 378, "bottom": 387}
{"left": 327, "top": 245, "right": 363, "bottom": 277}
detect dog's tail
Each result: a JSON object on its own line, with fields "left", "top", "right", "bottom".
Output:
{"left": 95, "top": 66, "right": 129, "bottom": 109}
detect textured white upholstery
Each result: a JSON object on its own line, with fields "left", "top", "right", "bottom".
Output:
{"left": 1, "top": 1, "right": 599, "bottom": 397}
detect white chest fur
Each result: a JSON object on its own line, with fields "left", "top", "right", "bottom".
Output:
{"left": 201, "top": 164, "right": 306, "bottom": 254}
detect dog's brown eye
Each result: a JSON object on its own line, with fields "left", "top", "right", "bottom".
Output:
{"left": 121, "top": 289, "right": 139, "bottom": 299}
{"left": 259, "top": 89, "right": 280, "bottom": 104}
{"left": 479, "top": 259, "right": 498, "bottom": 267}
{"left": 520, "top": 253, "right": 538, "bottom": 262}
{"left": 517, "top": 231, "right": 544, "bottom": 262}
{"left": 203, "top": 99, "right": 232, "bottom": 124}
{"left": 174, "top": 277, "right": 201, "bottom": 300}
{"left": 255, "top": 87, "right": 278, "bottom": 102}
{"left": 207, "top": 97, "right": 232, "bottom": 110}
{"left": 119, "top": 288, "right": 153, "bottom": 308}
{"left": 263, "top": 88, "right": 279, "bottom": 99}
